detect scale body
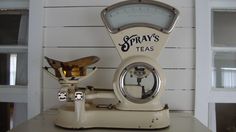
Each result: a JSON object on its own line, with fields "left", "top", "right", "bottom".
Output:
{"left": 54, "top": 0, "right": 179, "bottom": 129}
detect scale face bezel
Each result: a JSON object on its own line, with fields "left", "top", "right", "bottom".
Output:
{"left": 119, "top": 62, "right": 161, "bottom": 104}
{"left": 101, "top": 0, "right": 179, "bottom": 34}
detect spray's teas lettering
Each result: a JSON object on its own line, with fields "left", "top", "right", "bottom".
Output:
{"left": 118, "top": 34, "right": 160, "bottom": 52}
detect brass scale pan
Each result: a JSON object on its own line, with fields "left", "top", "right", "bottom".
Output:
{"left": 45, "top": 56, "right": 99, "bottom": 78}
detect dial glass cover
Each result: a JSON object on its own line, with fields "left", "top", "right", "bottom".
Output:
{"left": 101, "top": 0, "right": 179, "bottom": 33}
{"left": 119, "top": 62, "right": 160, "bottom": 103}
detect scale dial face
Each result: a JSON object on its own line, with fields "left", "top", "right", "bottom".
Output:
{"left": 101, "top": 0, "right": 179, "bottom": 33}
{"left": 119, "top": 62, "right": 160, "bottom": 103}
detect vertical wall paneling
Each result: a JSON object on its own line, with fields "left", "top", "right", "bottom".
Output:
{"left": 0, "top": 0, "right": 29, "bottom": 9}
{"left": 44, "top": 7, "right": 193, "bottom": 27}
{"left": 44, "top": 27, "right": 195, "bottom": 48}
{"left": 42, "top": 0, "right": 196, "bottom": 111}
{"left": 43, "top": 48, "right": 195, "bottom": 68}
{"left": 45, "top": 0, "right": 194, "bottom": 7}
{"left": 28, "top": 0, "right": 44, "bottom": 119}
{"left": 43, "top": 69, "right": 194, "bottom": 90}
{"left": 43, "top": 88, "right": 194, "bottom": 111}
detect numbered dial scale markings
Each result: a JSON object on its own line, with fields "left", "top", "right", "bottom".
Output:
{"left": 101, "top": 0, "right": 179, "bottom": 34}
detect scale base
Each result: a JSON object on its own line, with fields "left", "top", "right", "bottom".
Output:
{"left": 55, "top": 103, "right": 170, "bottom": 129}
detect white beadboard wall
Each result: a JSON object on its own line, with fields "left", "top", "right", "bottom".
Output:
{"left": 42, "top": 0, "right": 195, "bottom": 111}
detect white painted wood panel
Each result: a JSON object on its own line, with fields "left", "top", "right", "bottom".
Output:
{"left": 43, "top": 69, "right": 194, "bottom": 90}
{"left": 44, "top": 27, "right": 195, "bottom": 48}
{"left": 43, "top": 48, "right": 195, "bottom": 68}
{"left": 43, "top": 27, "right": 111, "bottom": 47}
{"left": 44, "top": 7, "right": 194, "bottom": 27}
{"left": 160, "top": 90, "right": 194, "bottom": 111}
{"left": 43, "top": 88, "right": 63, "bottom": 110}
{"left": 0, "top": 87, "right": 27, "bottom": 103}
{"left": 43, "top": 88, "right": 194, "bottom": 111}
{"left": 0, "top": 0, "right": 29, "bottom": 9}
{"left": 28, "top": 0, "right": 44, "bottom": 119}
{"left": 165, "top": 69, "right": 194, "bottom": 90}
{"left": 158, "top": 48, "right": 195, "bottom": 68}
{"left": 169, "top": 28, "right": 195, "bottom": 47}
{"left": 177, "top": 7, "right": 195, "bottom": 28}
{"left": 44, "top": 0, "right": 194, "bottom": 8}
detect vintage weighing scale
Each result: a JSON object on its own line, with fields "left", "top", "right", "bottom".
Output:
{"left": 45, "top": 0, "right": 179, "bottom": 129}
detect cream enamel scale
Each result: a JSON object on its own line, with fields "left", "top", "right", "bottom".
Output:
{"left": 46, "top": 0, "right": 179, "bottom": 129}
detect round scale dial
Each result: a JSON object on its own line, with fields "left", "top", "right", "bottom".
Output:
{"left": 101, "top": 0, "right": 179, "bottom": 33}
{"left": 119, "top": 62, "right": 160, "bottom": 103}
